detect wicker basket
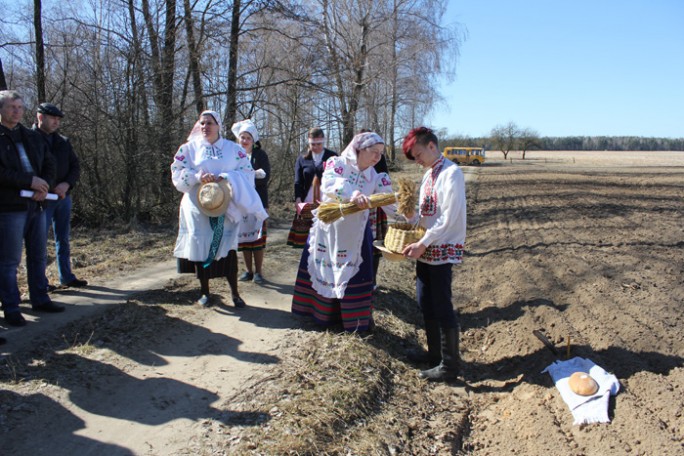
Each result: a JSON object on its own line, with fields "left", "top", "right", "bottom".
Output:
{"left": 384, "top": 223, "right": 425, "bottom": 253}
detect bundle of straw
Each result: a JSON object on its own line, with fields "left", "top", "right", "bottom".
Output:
{"left": 316, "top": 193, "right": 396, "bottom": 224}
{"left": 315, "top": 177, "right": 418, "bottom": 224}
{"left": 396, "top": 178, "right": 417, "bottom": 215}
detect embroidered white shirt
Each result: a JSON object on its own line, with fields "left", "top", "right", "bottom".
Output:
{"left": 171, "top": 137, "right": 268, "bottom": 261}
{"left": 417, "top": 157, "right": 466, "bottom": 265}
{"left": 307, "top": 155, "right": 399, "bottom": 298}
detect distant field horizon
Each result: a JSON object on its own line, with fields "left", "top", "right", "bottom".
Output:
{"left": 484, "top": 150, "right": 684, "bottom": 166}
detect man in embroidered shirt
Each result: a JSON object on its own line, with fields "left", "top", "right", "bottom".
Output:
{"left": 402, "top": 126, "right": 467, "bottom": 382}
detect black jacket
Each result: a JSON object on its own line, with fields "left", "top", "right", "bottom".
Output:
{"left": 293, "top": 148, "right": 337, "bottom": 201}
{"left": 33, "top": 125, "right": 80, "bottom": 193}
{"left": 0, "top": 123, "right": 56, "bottom": 212}
{"left": 250, "top": 147, "right": 271, "bottom": 208}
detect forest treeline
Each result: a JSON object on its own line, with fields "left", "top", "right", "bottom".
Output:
{"left": 444, "top": 135, "right": 684, "bottom": 152}
{"left": 1, "top": 0, "right": 460, "bottom": 226}
{"left": 2, "top": 1, "right": 680, "bottom": 227}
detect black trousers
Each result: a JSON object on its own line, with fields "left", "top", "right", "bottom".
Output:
{"left": 416, "top": 261, "right": 457, "bottom": 328}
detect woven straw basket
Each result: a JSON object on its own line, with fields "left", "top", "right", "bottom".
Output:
{"left": 384, "top": 223, "right": 425, "bottom": 253}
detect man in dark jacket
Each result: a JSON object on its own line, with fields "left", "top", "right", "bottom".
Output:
{"left": 0, "top": 90, "right": 64, "bottom": 327}
{"left": 35, "top": 102, "right": 87, "bottom": 289}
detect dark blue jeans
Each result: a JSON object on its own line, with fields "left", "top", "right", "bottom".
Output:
{"left": 0, "top": 204, "right": 51, "bottom": 314}
{"left": 416, "top": 261, "right": 457, "bottom": 329}
{"left": 44, "top": 195, "right": 77, "bottom": 284}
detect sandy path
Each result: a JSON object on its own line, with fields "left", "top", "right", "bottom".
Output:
{"left": 2, "top": 228, "right": 300, "bottom": 455}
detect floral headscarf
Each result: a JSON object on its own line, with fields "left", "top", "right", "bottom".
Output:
{"left": 340, "top": 132, "right": 384, "bottom": 165}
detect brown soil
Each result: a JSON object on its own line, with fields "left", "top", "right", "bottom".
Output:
{"left": 1, "top": 151, "right": 683, "bottom": 455}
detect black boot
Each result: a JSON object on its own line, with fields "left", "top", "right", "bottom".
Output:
{"left": 419, "top": 326, "right": 460, "bottom": 382}
{"left": 407, "top": 319, "right": 442, "bottom": 365}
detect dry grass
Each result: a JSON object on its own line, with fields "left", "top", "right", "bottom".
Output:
{"left": 213, "top": 261, "right": 471, "bottom": 455}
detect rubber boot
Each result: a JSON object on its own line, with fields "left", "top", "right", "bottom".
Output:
{"left": 419, "top": 326, "right": 460, "bottom": 382}
{"left": 407, "top": 319, "right": 442, "bottom": 365}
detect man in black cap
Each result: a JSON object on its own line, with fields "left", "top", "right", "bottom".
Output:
{"left": 35, "top": 102, "right": 87, "bottom": 289}
{"left": 0, "top": 90, "right": 64, "bottom": 327}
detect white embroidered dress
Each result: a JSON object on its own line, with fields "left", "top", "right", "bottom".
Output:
{"left": 171, "top": 137, "right": 268, "bottom": 262}
{"left": 417, "top": 156, "right": 466, "bottom": 265}
{"left": 307, "top": 154, "right": 397, "bottom": 299}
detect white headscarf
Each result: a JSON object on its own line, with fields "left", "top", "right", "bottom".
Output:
{"left": 231, "top": 119, "right": 260, "bottom": 143}
{"left": 187, "top": 110, "right": 222, "bottom": 142}
{"left": 340, "top": 132, "right": 385, "bottom": 165}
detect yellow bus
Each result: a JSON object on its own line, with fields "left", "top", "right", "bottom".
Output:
{"left": 443, "top": 146, "right": 486, "bottom": 165}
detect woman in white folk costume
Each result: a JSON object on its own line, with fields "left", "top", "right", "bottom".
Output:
{"left": 401, "top": 126, "right": 467, "bottom": 382}
{"left": 291, "top": 132, "right": 402, "bottom": 333}
{"left": 171, "top": 111, "right": 267, "bottom": 307}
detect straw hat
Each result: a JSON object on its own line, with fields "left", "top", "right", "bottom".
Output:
{"left": 372, "top": 240, "right": 406, "bottom": 261}
{"left": 196, "top": 181, "right": 232, "bottom": 217}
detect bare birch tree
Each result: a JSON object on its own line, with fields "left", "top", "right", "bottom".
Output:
{"left": 33, "top": 0, "right": 46, "bottom": 101}
{"left": 491, "top": 122, "right": 520, "bottom": 159}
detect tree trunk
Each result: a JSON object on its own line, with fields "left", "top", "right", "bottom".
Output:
{"left": 183, "top": 0, "right": 205, "bottom": 115}
{"left": 0, "top": 58, "right": 7, "bottom": 90}
{"left": 343, "top": 14, "right": 369, "bottom": 145}
{"left": 224, "top": 0, "right": 241, "bottom": 132}
{"left": 127, "top": 0, "right": 150, "bottom": 127}
{"left": 34, "top": 0, "right": 46, "bottom": 102}
{"left": 321, "top": 0, "right": 349, "bottom": 144}
{"left": 388, "top": 0, "right": 399, "bottom": 162}
{"left": 141, "top": 0, "right": 177, "bottom": 198}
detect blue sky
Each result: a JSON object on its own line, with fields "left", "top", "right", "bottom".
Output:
{"left": 428, "top": 1, "right": 684, "bottom": 138}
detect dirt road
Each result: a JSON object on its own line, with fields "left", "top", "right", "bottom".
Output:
{"left": 1, "top": 227, "right": 307, "bottom": 455}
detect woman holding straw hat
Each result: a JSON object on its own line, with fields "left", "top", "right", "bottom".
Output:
{"left": 291, "top": 131, "right": 402, "bottom": 333}
{"left": 171, "top": 111, "right": 268, "bottom": 308}
{"left": 231, "top": 119, "right": 271, "bottom": 285}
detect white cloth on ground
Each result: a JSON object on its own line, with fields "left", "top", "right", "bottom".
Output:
{"left": 542, "top": 356, "right": 620, "bottom": 425}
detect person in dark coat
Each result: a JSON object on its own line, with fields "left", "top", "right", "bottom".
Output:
{"left": 34, "top": 102, "right": 88, "bottom": 289}
{"left": 0, "top": 90, "right": 64, "bottom": 328}
{"left": 286, "top": 127, "right": 337, "bottom": 248}
{"left": 232, "top": 120, "right": 271, "bottom": 284}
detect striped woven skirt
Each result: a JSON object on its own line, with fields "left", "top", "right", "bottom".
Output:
{"left": 238, "top": 221, "right": 267, "bottom": 251}
{"left": 291, "top": 223, "right": 375, "bottom": 332}
{"left": 286, "top": 214, "right": 313, "bottom": 249}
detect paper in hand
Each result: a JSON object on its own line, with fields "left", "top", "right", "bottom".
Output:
{"left": 20, "top": 190, "right": 59, "bottom": 201}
